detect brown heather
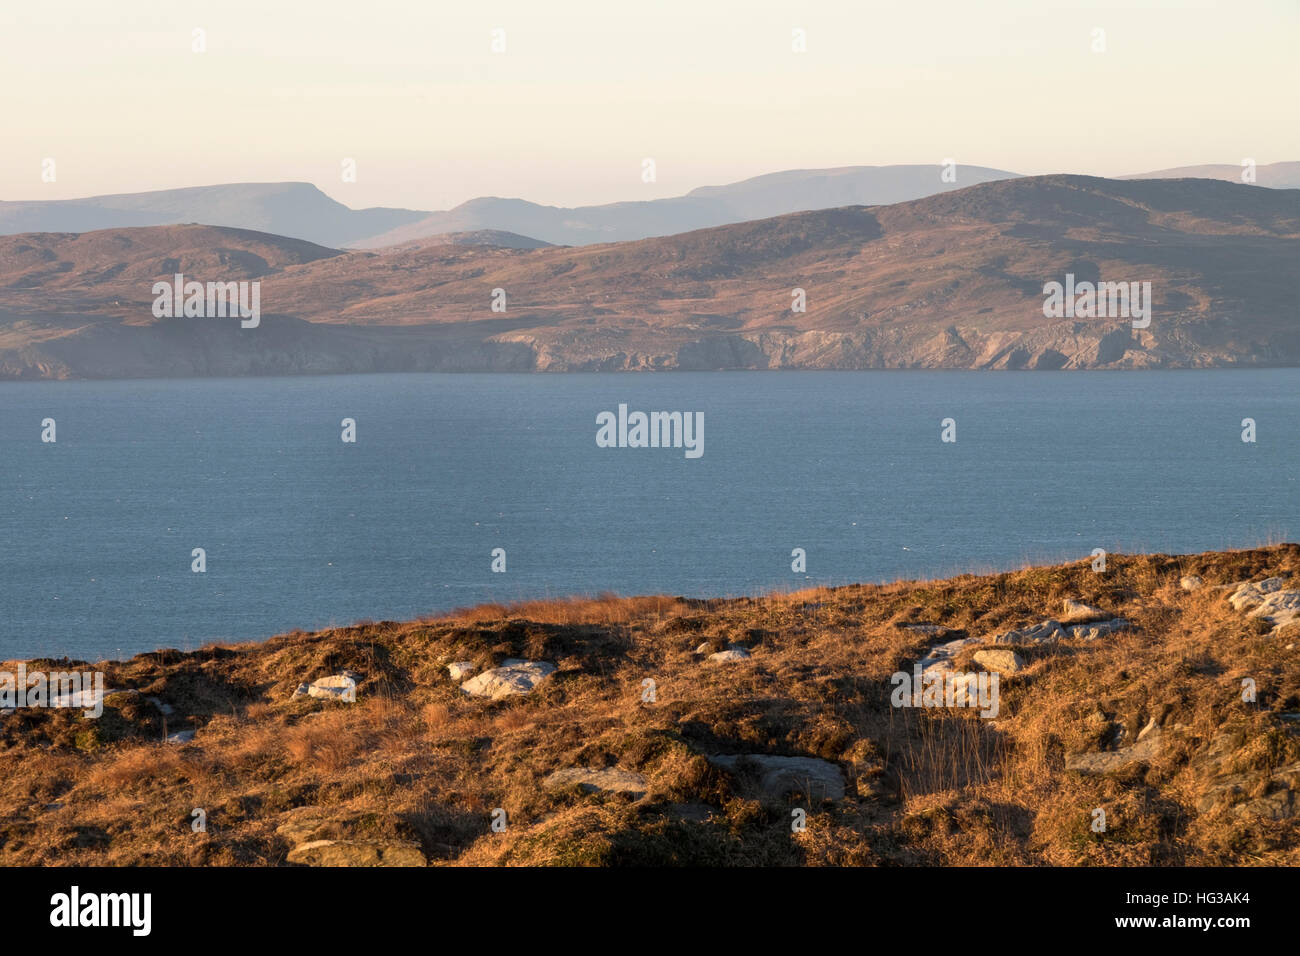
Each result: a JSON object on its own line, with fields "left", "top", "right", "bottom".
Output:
{"left": 1, "top": 545, "right": 1298, "bottom": 866}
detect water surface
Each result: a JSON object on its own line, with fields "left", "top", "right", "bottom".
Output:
{"left": 1, "top": 370, "right": 1295, "bottom": 660}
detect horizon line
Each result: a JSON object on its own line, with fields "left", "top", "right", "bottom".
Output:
{"left": 8, "top": 159, "right": 1294, "bottom": 214}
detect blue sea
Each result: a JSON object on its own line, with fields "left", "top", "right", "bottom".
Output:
{"left": 1, "top": 370, "right": 1296, "bottom": 661}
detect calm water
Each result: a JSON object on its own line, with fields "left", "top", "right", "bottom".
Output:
{"left": 1, "top": 370, "right": 1296, "bottom": 661}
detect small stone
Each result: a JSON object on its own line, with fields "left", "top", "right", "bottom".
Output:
{"left": 1200, "top": 760, "right": 1300, "bottom": 820}
{"left": 1067, "top": 618, "right": 1131, "bottom": 640}
{"left": 706, "top": 648, "right": 751, "bottom": 664}
{"left": 1061, "top": 599, "right": 1106, "bottom": 624}
{"left": 165, "top": 729, "right": 195, "bottom": 744}
{"left": 543, "top": 767, "right": 648, "bottom": 797}
{"left": 1180, "top": 575, "right": 1203, "bottom": 592}
{"left": 994, "top": 620, "right": 1064, "bottom": 645}
{"left": 447, "top": 661, "right": 476, "bottom": 681}
{"left": 1234, "top": 791, "right": 1294, "bottom": 821}
{"left": 972, "top": 648, "right": 1024, "bottom": 674}
{"left": 1066, "top": 729, "right": 1163, "bottom": 774}
{"left": 918, "top": 636, "right": 980, "bottom": 672}
{"left": 275, "top": 808, "right": 329, "bottom": 844}
{"left": 286, "top": 839, "right": 426, "bottom": 867}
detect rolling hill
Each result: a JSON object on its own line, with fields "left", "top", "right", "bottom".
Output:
{"left": 1, "top": 174, "right": 1296, "bottom": 378}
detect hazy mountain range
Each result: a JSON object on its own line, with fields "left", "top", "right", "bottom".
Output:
{"left": 346, "top": 164, "right": 1023, "bottom": 248}
{"left": 2, "top": 174, "right": 1295, "bottom": 379}
{"left": 5, "top": 161, "right": 1295, "bottom": 250}
{"left": 1118, "top": 162, "right": 1300, "bottom": 189}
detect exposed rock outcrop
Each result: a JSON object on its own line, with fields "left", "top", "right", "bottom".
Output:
{"left": 460, "top": 659, "right": 556, "bottom": 699}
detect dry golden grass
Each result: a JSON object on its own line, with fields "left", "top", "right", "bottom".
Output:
{"left": 438, "top": 594, "right": 688, "bottom": 627}
{"left": 421, "top": 702, "right": 451, "bottom": 729}
{"left": 1, "top": 545, "right": 1298, "bottom": 866}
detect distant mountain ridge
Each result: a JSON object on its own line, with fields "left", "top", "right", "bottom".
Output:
{"left": 1, "top": 174, "right": 1296, "bottom": 379}
{"left": 5, "top": 163, "right": 1295, "bottom": 250}
{"left": 349, "top": 164, "right": 1023, "bottom": 247}
{"left": 0, "top": 183, "right": 426, "bottom": 249}
{"left": 1120, "top": 162, "right": 1300, "bottom": 189}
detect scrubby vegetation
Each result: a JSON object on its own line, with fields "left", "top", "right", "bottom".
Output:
{"left": 2, "top": 546, "right": 1298, "bottom": 866}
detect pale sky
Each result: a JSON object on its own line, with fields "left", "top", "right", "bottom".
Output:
{"left": 1, "top": 0, "right": 1295, "bottom": 210}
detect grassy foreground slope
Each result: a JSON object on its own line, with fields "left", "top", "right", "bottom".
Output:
{"left": 2, "top": 545, "right": 1299, "bottom": 866}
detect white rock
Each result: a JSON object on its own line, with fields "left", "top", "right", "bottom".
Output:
{"left": 460, "top": 659, "right": 556, "bottom": 699}
{"left": 307, "top": 675, "right": 357, "bottom": 701}
{"left": 166, "top": 729, "right": 195, "bottom": 744}
{"left": 1067, "top": 618, "right": 1131, "bottom": 640}
{"left": 917, "top": 636, "right": 981, "bottom": 673}
{"left": 1061, "top": 599, "right": 1105, "bottom": 624}
{"left": 1241, "top": 591, "right": 1300, "bottom": 636}
{"left": 1180, "top": 576, "right": 1204, "bottom": 592}
{"left": 49, "top": 686, "right": 117, "bottom": 709}
{"left": 972, "top": 648, "right": 1024, "bottom": 674}
{"left": 706, "top": 648, "right": 751, "bottom": 664}
{"left": 447, "top": 661, "right": 476, "bottom": 681}
{"left": 1227, "top": 577, "right": 1287, "bottom": 612}
{"left": 994, "top": 620, "right": 1065, "bottom": 645}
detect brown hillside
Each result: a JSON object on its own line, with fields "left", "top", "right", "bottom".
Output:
{"left": 1, "top": 176, "right": 1297, "bottom": 377}
{"left": 1, "top": 546, "right": 1298, "bottom": 866}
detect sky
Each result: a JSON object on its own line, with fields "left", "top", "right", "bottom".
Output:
{"left": 1, "top": 0, "right": 1296, "bottom": 210}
